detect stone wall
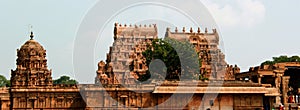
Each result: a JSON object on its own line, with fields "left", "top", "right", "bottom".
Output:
{"left": 81, "top": 81, "right": 265, "bottom": 109}
{"left": 0, "top": 87, "right": 10, "bottom": 110}
{"left": 10, "top": 87, "right": 85, "bottom": 109}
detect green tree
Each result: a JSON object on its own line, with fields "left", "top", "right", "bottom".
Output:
{"left": 131, "top": 38, "right": 201, "bottom": 82}
{"left": 261, "top": 55, "right": 300, "bottom": 65}
{"left": 0, "top": 75, "right": 10, "bottom": 87}
{"left": 53, "top": 75, "right": 78, "bottom": 84}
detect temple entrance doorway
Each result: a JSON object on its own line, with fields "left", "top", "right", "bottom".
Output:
{"left": 284, "top": 66, "right": 300, "bottom": 104}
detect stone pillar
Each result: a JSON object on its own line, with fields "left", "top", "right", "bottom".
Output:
{"left": 282, "top": 76, "right": 290, "bottom": 107}
{"left": 258, "top": 75, "right": 263, "bottom": 84}
{"left": 136, "top": 93, "right": 141, "bottom": 107}
{"left": 274, "top": 73, "right": 282, "bottom": 105}
{"left": 103, "top": 92, "right": 108, "bottom": 107}
{"left": 275, "top": 74, "right": 282, "bottom": 90}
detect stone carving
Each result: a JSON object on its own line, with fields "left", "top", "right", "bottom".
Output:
{"left": 165, "top": 27, "right": 228, "bottom": 79}
{"left": 97, "top": 25, "right": 239, "bottom": 84}
{"left": 7, "top": 32, "right": 86, "bottom": 110}
{"left": 225, "top": 64, "right": 240, "bottom": 80}
{"left": 96, "top": 23, "right": 158, "bottom": 85}
{"left": 0, "top": 24, "right": 277, "bottom": 110}
{"left": 11, "top": 32, "right": 53, "bottom": 87}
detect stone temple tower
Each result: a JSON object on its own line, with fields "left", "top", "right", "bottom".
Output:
{"left": 8, "top": 31, "right": 86, "bottom": 109}
{"left": 96, "top": 23, "right": 158, "bottom": 85}
{"left": 11, "top": 32, "right": 53, "bottom": 88}
{"left": 165, "top": 27, "right": 228, "bottom": 79}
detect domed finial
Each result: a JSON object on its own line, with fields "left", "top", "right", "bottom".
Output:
{"left": 30, "top": 31, "right": 34, "bottom": 40}
{"left": 29, "top": 24, "right": 34, "bottom": 40}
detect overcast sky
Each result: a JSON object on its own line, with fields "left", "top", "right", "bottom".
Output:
{"left": 0, "top": 0, "right": 299, "bottom": 83}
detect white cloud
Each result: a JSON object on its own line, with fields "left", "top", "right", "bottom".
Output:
{"left": 201, "top": 0, "right": 266, "bottom": 28}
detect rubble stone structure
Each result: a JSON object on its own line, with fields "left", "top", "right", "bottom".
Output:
{"left": 236, "top": 62, "right": 300, "bottom": 109}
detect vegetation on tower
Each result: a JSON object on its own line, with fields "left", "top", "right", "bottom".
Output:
{"left": 0, "top": 75, "right": 10, "bottom": 87}
{"left": 261, "top": 55, "right": 300, "bottom": 65}
{"left": 53, "top": 75, "right": 78, "bottom": 85}
{"left": 130, "top": 38, "right": 201, "bottom": 82}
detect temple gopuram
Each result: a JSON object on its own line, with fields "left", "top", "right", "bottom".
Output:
{"left": 1, "top": 32, "right": 86, "bottom": 109}
{"left": 95, "top": 23, "right": 158, "bottom": 85}
{"left": 0, "top": 23, "right": 298, "bottom": 109}
{"left": 87, "top": 23, "right": 265, "bottom": 110}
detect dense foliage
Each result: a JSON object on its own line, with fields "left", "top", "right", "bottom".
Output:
{"left": 132, "top": 38, "right": 201, "bottom": 82}
{"left": 261, "top": 55, "right": 300, "bottom": 65}
{"left": 0, "top": 75, "right": 10, "bottom": 87}
{"left": 53, "top": 75, "right": 78, "bottom": 84}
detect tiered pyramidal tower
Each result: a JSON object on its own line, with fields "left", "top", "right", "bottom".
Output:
{"left": 96, "top": 23, "right": 158, "bottom": 85}
{"left": 165, "top": 27, "right": 227, "bottom": 79}
{"left": 11, "top": 32, "right": 53, "bottom": 88}
{"left": 96, "top": 24, "right": 240, "bottom": 85}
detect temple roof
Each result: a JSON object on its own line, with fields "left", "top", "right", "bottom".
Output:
{"left": 152, "top": 86, "right": 267, "bottom": 94}
{"left": 113, "top": 23, "right": 158, "bottom": 37}
{"left": 19, "top": 32, "right": 44, "bottom": 52}
{"left": 165, "top": 27, "right": 219, "bottom": 44}
{"left": 20, "top": 39, "right": 44, "bottom": 51}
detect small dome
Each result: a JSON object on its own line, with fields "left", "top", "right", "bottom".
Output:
{"left": 20, "top": 39, "right": 44, "bottom": 51}
{"left": 17, "top": 32, "right": 46, "bottom": 59}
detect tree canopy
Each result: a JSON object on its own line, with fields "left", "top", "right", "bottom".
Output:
{"left": 261, "top": 55, "right": 300, "bottom": 65}
{"left": 0, "top": 75, "right": 10, "bottom": 87}
{"left": 131, "top": 38, "right": 201, "bottom": 82}
{"left": 53, "top": 75, "right": 78, "bottom": 85}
